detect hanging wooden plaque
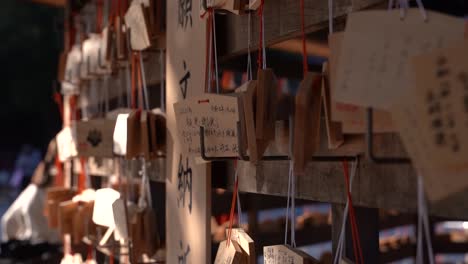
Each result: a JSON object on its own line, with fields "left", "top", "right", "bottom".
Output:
{"left": 76, "top": 119, "right": 115, "bottom": 158}
{"left": 322, "top": 62, "right": 344, "bottom": 149}
{"left": 235, "top": 81, "right": 258, "bottom": 163}
{"left": 334, "top": 9, "right": 465, "bottom": 110}
{"left": 214, "top": 240, "right": 243, "bottom": 264}
{"left": 256, "top": 69, "right": 278, "bottom": 158}
{"left": 264, "top": 245, "right": 318, "bottom": 264}
{"left": 294, "top": 72, "right": 322, "bottom": 175}
{"left": 226, "top": 228, "right": 256, "bottom": 264}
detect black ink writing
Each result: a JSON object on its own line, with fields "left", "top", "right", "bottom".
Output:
{"left": 177, "top": 155, "right": 192, "bottom": 213}
{"left": 180, "top": 61, "right": 190, "bottom": 99}
{"left": 178, "top": 0, "right": 192, "bottom": 30}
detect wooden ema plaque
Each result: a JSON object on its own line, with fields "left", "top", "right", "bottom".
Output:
{"left": 263, "top": 245, "right": 318, "bottom": 264}
{"left": 226, "top": 228, "right": 256, "bottom": 264}
{"left": 166, "top": 0, "right": 211, "bottom": 262}
{"left": 322, "top": 62, "right": 344, "bottom": 149}
{"left": 76, "top": 119, "right": 115, "bottom": 158}
{"left": 333, "top": 9, "right": 465, "bottom": 110}
{"left": 328, "top": 32, "right": 395, "bottom": 133}
{"left": 294, "top": 73, "right": 322, "bottom": 175}
{"left": 392, "top": 40, "right": 468, "bottom": 201}
{"left": 235, "top": 81, "right": 258, "bottom": 163}
{"left": 256, "top": 69, "right": 278, "bottom": 160}
{"left": 214, "top": 240, "right": 243, "bottom": 264}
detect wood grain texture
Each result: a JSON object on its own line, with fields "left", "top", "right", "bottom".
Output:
{"left": 221, "top": 0, "right": 384, "bottom": 58}
{"left": 235, "top": 121, "right": 468, "bottom": 219}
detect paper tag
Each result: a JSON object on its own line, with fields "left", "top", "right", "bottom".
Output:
{"left": 334, "top": 9, "right": 465, "bottom": 110}
{"left": 264, "top": 245, "right": 318, "bottom": 264}
{"left": 214, "top": 240, "right": 243, "bottom": 264}
{"left": 81, "top": 34, "right": 101, "bottom": 79}
{"left": 112, "top": 198, "right": 129, "bottom": 239}
{"left": 173, "top": 93, "right": 240, "bottom": 158}
{"left": 76, "top": 119, "right": 115, "bottom": 158}
{"left": 64, "top": 45, "right": 82, "bottom": 87}
{"left": 125, "top": 3, "right": 151, "bottom": 51}
{"left": 56, "top": 127, "right": 78, "bottom": 162}
{"left": 225, "top": 228, "right": 255, "bottom": 264}
{"left": 98, "top": 27, "right": 112, "bottom": 74}
{"left": 113, "top": 114, "right": 130, "bottom": 155}
{"left": 328, "top": 32, "right": 395, "bottom": 133}
{"left": 92, "top": 188, "right": 120, "bottom": 227}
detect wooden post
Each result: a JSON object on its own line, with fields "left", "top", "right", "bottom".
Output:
{"left": 165, "top": 0, "right": 211, "bottom": 262}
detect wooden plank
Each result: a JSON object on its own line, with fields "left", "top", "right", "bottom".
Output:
{"left": 29, "top": 0, "right": 65, "bottom": 7}
{"left": 234, "top": 121, "right": 468, "bottom": 219}
{"left": 221, "top": 0, "right": 384, "bottom": 58}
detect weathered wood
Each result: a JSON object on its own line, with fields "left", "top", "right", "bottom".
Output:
{"left": 221, "top": 0, "right": 384, "bottom": 58}
{"left": 234, "top": 120, "right": 468, "bottom": 219}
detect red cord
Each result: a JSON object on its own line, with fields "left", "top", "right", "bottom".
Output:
{"left": 69, "top": 95, "right": 78, "bottom": 121}
{"left": 54, "top": 156, "right": 64, "bottom": 187}
{"left": 300, "top": 0, "right": 308, "bottom": 76}
{"left": 53, "top": 92, "right": 64, "bottom": 122}
{"left": 96, "top": 0, "right": 103, "bottom": 32}
{"left": 342, "top": 161, "right": 364, "bottom": 264}
{"left": 257, "top": 0, "right": 265, "bottom": 70}
{"left": 78, "top": 158, "right": 87, "bottom": 193}
{"left": 226, "top": 160, "right": 239, "bottom": 247}
{"left": 86, "top": 244, "right": 93, "bottom": 261}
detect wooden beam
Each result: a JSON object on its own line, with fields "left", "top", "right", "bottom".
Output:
{"left": 233, "top": 120, "right": 468, "bottom": 220}
{"left": 220, "top": 0, "right": 384, "bottom": 58}
{"left": 29, "top": 0, "right": 65, "bottom": 7}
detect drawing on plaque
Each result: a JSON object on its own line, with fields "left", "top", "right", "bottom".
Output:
{"left": 178, "top": 0, "right": 193, "bottom": 29}
{"left": 86, "top": 129, "right": 102, "bottom": 147}
{"left": 177, "top": 155, "right": 193, "bottom": 213}
{"left": 179, "top": 61, "right": 190, "bottom": 99}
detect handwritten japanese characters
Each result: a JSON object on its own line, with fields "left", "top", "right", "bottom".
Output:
{"left": 391, "top": 40, "right": 468, "bottom": 201}
{"left": 177, "top": 155, "right": 193, "bottom": 213}
{"left": 174, "top": 94, "right": 240, "bottom": 158}
{"left": 178, "top": 0, "right": 193, "bottom": 30}
{"left": 178, "top": 240, "right": 190, "bottom": 264}
{"left": 408, "top": 40, "right": 468, "bottom": 170}
{"left": 264, "top": 245, "right": 318, "bottom": 264}
{"left": 167, "top": 0, "right": 210, "bottom": 261}
{"left": 333, "top": 9, "right": 465, "bottom": 110}
{"left": 179, "top": 61, "right": 190, "bottom": 99}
